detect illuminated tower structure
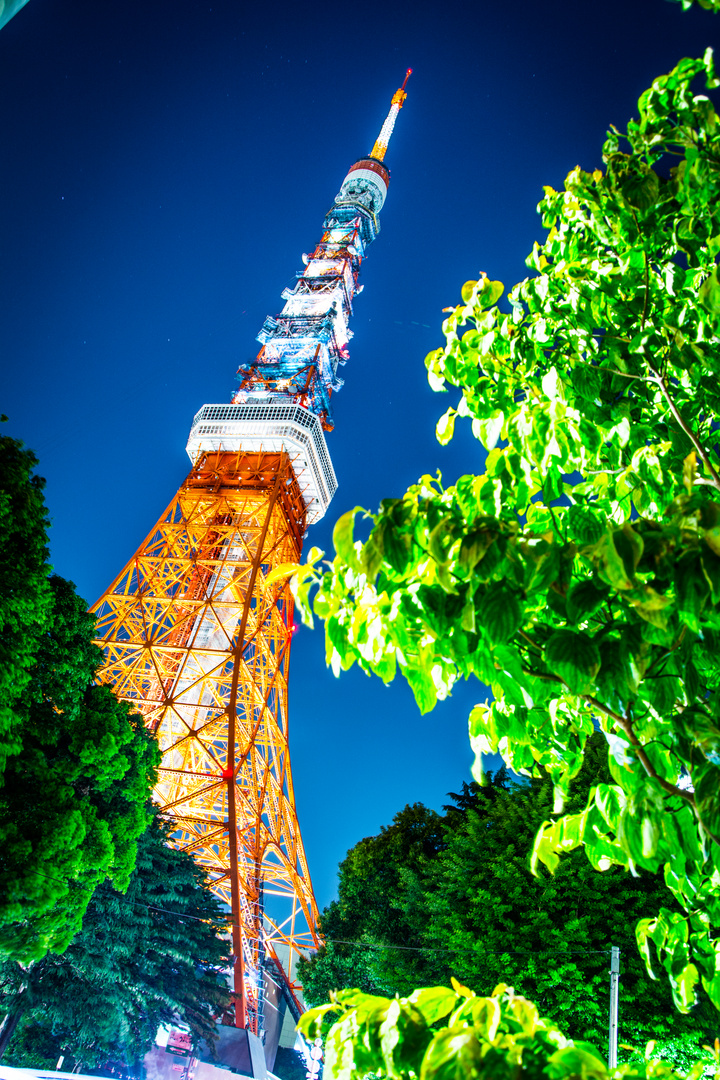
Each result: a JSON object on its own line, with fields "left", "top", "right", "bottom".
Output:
{"left": 91, "top": 70, "right": 411, "bottom": 1039}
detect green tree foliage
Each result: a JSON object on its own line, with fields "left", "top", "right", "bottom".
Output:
{"left": 301, "top": 741, "right": 711, "bottom": 1064}
{"left": 0, "top": 433, "right": 160, "bottom": 962}
{"left": 0, "top": 432, "right": 52, "bottom": 768}
{"left": 299, "top": 803, "right": 445, "bottom": 1002}
{"left": 299, "top": 982, "right": 717, "bottom": 1080}
{"left": 0, "top": 575, "right": 159, "bottom": 962}
{"left": 671, "top": 0, "right": 720, "bottom": 12}
{"left": 0, "top": 813, "right": 231, "bottom": 1069}
{"left": 289, "top": 54, "right": 720, "bottom": 1019}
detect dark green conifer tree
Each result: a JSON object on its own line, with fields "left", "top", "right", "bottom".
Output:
{"left": 1, "top": 813, "right": 231, "bottom": 1069}
{"left": 300, "top": 737, "right": 712, "bottom": 1065}
{"left": 0, "top": 430, "right": 52, "bottom": 768}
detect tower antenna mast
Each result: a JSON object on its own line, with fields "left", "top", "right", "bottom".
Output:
{"left": 371, "top": 68, "right": 412, "bottom": 162}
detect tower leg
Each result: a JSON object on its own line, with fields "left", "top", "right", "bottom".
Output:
{"left": 91, "top": 450, "right": 320, "bottom": 1035}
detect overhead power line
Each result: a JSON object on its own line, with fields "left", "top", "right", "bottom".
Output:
{"left": 322, "top": 937, "right": 627, "bottom": 957}
{"left": 20, "top": 868, "right": 634, "bottom": 962}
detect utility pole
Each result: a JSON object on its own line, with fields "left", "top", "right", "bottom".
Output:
{"left": 608, "top": 946, "right": 620, "bottom": 1068}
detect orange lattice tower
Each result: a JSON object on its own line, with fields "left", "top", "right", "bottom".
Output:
{"left": 91, "top": 71, "right": 411, "bottom": 1040}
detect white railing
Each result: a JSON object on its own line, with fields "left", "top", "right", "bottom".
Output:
{"left": 186, "top": 403, "right": 337, "bottom": 523}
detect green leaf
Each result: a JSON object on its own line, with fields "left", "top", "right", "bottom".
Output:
{"left": 700, "top": 266, "right": 720, "bottom": 322}
{"left": 702, "top": 543, "right": 720, "bottom": 604}
{"left": 636, "top": 918, "right": 657, "bottom": 980}
{"left": 474, "top": 410, "right": 504, "bottom": 450}
{"left": 693, "top": 760, "right": 720, "bottom": 840}
{"left": 542, "top": 464, "right": 564, "bottom": 503}
{"left": 546, "top": 1044, "right": 608, "bottom": 1080}
{"left": 264, "top": 561, "right": 302, "bottom": 586}
{"left": 672, "top": 962, "right": 700, "bottom": 1013}
{"left": 566, "top": 579, "right": 607, "bottom": 624}
{"left": 404, "top": 662, "right": 440, "bottom": 715}
{"left": 544, "top": 630, "right": 601, "bottom": 693}
{"left": 296, "top": 1002, "right": 339, "bottom": 1040}
{"left": 507, "top": 993, "right": 542, "bottom": 1036}
{"left": 462, "top": 996, "right": 501, "bottom": 1041}
{"left": 379, "top": 999, "right": 432, "bottom": 1079}
{"left": 408, "top": 986, "right": 458, "bottom": 1026}
{"left": 478, "top": 278, "right": 504, "bottom": 308}
{"left": 530, "top": 815, "right": 584, "bottom": 875}
{"left": 333, "top": 508, "right": 364, "bottom": 569}
{"left": 419, "top": 1027, "right": 483, "bottom": 1080}
{"left": 680, "top": 708, "right": 720, "bottom": 766}
{"left": 428, "top": 517, "right": 460, "bottom": 566}
{"left": 675, "top": 552, "right": 710, "bottom": 632}
{"left": 450, "top": 976, "right": 473, "bottom": 998}
{"left": 541, "top": 366, "right": 563, "bottom": 400}
{"left": 477, "top": 582, "right": 522, "bottom": 645}
{"left": 643, "top": 672, "right": 680, "bottom": 715}
{"left": 377, "top": 518, "right": 413, "bottom": 575}
{"left": 621, "top": 167, "right": 659, "bottom": 210}
{"left": 589, "top": 532, "right": 634, "bottom": 590}
{"left": 361, "top": 532, "right": 384, "bottom": 579}
{"left": 567, "top": 506, "right": 606, "bottom": 545}
{"left": 614, "top": 524, "right": 644, "bottom": 578}
{"left": 458, "top": 527, "right": 497, "bottom": 574}
{"left": 460, "top": 280, "right": 477, "bottom": 304}
{"left": 436, "top": 407, "right": 457, "bottom": 446}
{"left": 268, "top": 545, "right": 324, "bottom": 587}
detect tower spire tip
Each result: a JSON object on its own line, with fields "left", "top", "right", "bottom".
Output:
{"left": 370, "top": 70, "right": 412, "bottom": 163}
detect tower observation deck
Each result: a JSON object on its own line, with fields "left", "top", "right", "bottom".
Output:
{"left": 91, "top": 70, "right": 411, "bottom": 1052}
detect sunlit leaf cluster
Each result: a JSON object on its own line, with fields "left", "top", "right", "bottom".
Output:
{"left": 670, "top": 0, "right": 720, "bottom": 12}
{"left": 299, "top": 982, "right": 715, "bottom": 1080}
{"left": 291, "top": 54, "right": 720, "bottom": 1014}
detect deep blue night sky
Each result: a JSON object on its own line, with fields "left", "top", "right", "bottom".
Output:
{"left": 1, "top": 0, "right": 718, "bottom": 911}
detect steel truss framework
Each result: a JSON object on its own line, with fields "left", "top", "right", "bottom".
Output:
{"left": 91, "top": 450, "right": 319, "bottom": 1033}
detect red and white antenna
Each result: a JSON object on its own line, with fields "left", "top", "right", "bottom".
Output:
{"left": 370, "top": 68, "right": 412, "bottom": 162}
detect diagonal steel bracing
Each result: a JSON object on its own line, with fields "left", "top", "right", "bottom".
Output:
{"left": 92, "top": 450, "right": 318, "bottom": 1033}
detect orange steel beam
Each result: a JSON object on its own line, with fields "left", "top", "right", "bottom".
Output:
{"left": 91, "top": 450, "right": 320, "bottom": 1034}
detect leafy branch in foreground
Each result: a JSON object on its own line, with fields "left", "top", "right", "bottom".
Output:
{"left": 670, "top": 0, "right": 720, "bottom": 12}
{"left": 289, "top": 53, "right": 720, "bottom": 1014}
{"left": 299, "top": 982, "right": 717, "bottom": 1080}
{"left": 300, "top": 746, "right": 713, "bottom": 1065}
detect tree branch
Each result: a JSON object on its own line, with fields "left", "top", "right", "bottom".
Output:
{"left": 649, "top": 367, "right": 720, "bottom": 491}
{"left": 520, "top": 666, "right": 704, "bottom": 816}
{"left": 641, "top": 251, "right": 650, "bottom": 332}
{"left": 587, "top": 696, "right": 699, "bottom": 804}
{"left": 518, "top": 630, "right": 543, "bottom": 654}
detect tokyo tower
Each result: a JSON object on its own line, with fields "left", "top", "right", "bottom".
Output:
{"left": 91, "top": 70, "right": 411, "bottom": 1040}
